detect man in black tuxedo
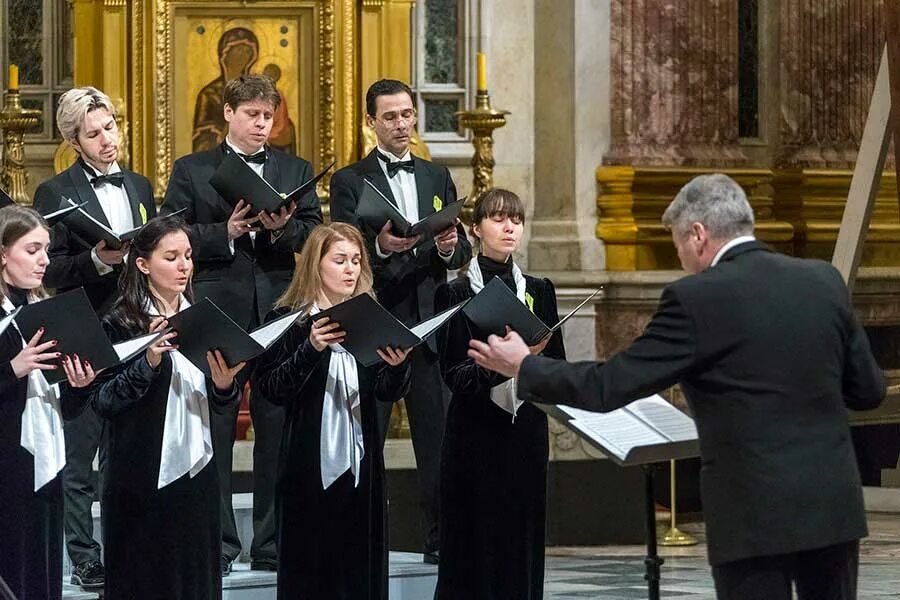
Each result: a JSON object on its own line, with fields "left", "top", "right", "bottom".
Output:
{"left": 330, "top": 79, "right": 471, "bottom": 563}
{"left": 470, "top": 174, "right": 886, "bottom": 600}
{"left": 33, "top": 86, "right": 157, "bottom": 591}
{"left": 161, "top": 74, "right": 322, "bottom": 574}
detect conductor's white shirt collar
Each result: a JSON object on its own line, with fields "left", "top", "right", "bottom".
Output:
{"left": 711, "top": 235, "right": 756, "bottom": 267}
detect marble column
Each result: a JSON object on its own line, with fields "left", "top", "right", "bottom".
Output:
{"left": 776, "top": 0, "right": 888, "bottom": 170}
{"left": 773, "top": 0, "right": 900, "bottom": 263}
{"left": 604, "top": 0, "right": 747, "bottom": 168}
{"left": 530, "top": 0, "right": 606, "bottom": 273}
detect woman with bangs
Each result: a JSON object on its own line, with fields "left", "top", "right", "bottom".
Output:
{"left": 434, "top": 188, "right": 566, "bottom": 599}
{"left": 0, "top": 205, "right": 97, "bottom": 599}
{"left": 254, "top": 222, "right": 411, "bottom": 600}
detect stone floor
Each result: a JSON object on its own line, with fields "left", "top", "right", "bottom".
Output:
{"left": 62, "top": 513, "right": 900, "bottom": 599}
{"left": 543, "top": 513, "right": 900, "bottom": 599}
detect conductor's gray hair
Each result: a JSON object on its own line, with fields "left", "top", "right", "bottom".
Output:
{"left": 662, "top": 174, "right": 754, "bottom": 240}
{"left": 56, "top": 87, "right": 116, "bottom": 142}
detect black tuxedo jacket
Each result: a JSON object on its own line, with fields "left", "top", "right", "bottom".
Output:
{"left": 518, "top": 241, "right": 886, "bottom": 566}
{"left": 161, "top": 145, "right": 323, "bottom": 328}
{"left": 329, "top": 150, "right": 472, "bottom": 352}
{"left": 33, "top": 162, "right": 157, "bottom": 310}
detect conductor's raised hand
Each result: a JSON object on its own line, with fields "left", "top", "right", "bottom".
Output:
{"left": 468, "top": 329, "right": 530, "bottom": 378}
{"left": 206, "top": 349, "right": 245, "bottom": 392}
{"left": 309, "top": 316, "right": 346, "bottom": 352}
{"left": 376, "top": 345, "right": 410, "bottom": 366}
{"left": 11, "top": 328, "right": 60, "bottom": 378}
{"left": 258, "top": 200, "right": 296, "bottom": 231}
{"left": 227, "top": 199, "right": 261, "bottom": 241}
{"left": 62, "top": 354, "right": 97, "bottom": 388}
{"left": 145, "top": 317, "right": 178, "bottom": 369}
{"left": 377, "top": 220, "right": 419, "bottom": 254}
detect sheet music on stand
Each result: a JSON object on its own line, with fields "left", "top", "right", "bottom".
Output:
{"left": 539, "top": 394, "right": 700, "bottom": 466}
{"left": 538, "top": 394, "right": 700, "bottom": 600}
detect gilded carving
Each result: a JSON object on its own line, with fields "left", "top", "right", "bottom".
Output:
{"left": 149, "top": 1, "right": 347, "bottom": 194}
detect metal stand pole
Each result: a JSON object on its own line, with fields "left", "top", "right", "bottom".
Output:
{"left": 642, "top": 464, "right": 664, "bottom": 600}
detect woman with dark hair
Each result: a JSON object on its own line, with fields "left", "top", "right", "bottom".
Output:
{"left": 0, "top": 205, "right": 96, "bottom": 599}
{"left": 254, "top": 222, "right": 411, "bottom": 600}
{"left": 434, "top": 188, "right": 566, "bottom": 599}
{"left": 78, "top": 215, "right": 243, "bottom": 599}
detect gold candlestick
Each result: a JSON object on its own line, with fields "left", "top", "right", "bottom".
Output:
{"left": 659, "top": 459, "right": 699, "bottom": 546}
{"left": 1, "top": 89, "right": 42, "bottom": 204}
{"left": 456, "top": 90, "right": 509, "bottom": 224}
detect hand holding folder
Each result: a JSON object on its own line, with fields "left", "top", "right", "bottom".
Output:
{"left": 209, "top": 153, "right": 335, "bottom": 217}
{"left": 356, "top": 179, "right": 465, "bottom": 250}
{"left": 13, "top": 288, "right": 172, "bottom": 385}
{"left": 164, "top": 298, "right": 306, "bottom": 378}
{"left": 462, "top": 278, "right": 604, "bottom": 345}
{"left": 59, "top": 199, "right": 186, "bottom": 250}
{"left": 313, "top": 294, "right": 466, "bottom": 367}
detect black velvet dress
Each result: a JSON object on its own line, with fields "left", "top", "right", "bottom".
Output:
{"left": 253, "top": 307, "right": 411, "bottom": 600}
{"left": 434, "top": 257, "right": 566, "bottom": 600}
{"left": 0, "top": 287, "right": 88, "bottom": 600}
{"left": 78, "top": 317, "right": 239, "bottom": 599}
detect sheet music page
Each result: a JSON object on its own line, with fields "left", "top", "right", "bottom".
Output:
{"left": 113, "top": 331, "right": 166, "bottom": 361}
{"left": 562, "top": 407, "right": 669, "bottom": 461}
{"left": 0, "top": 306, "right": 20, "bottom": 335}
{"left": 250, "top": 310, "right": 304, "bottom": 348}
{"left": 624, "top": 395, "right": 698, "bottom": 442}
{"left": 409, "top": 302, "right": 465, "bottom": 340}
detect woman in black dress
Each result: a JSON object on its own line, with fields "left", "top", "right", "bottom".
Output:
{"left": 435, "top": 188, "right": 566, "bottom": 599}
{"left": 79, "top": 216, "right": 243, "bottom": 599}
{"left": 254, "top": 222, "right": 411, "bottom": 600}
{"left": 0, "top": 205, "right": 96, "bottom": 599}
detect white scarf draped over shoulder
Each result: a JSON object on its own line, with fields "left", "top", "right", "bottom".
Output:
{"left": 310, "top": 304, "right": 364, "bottom": 490}
{"left": 466, "top": 255, "right": 526, "bottom": 421}
{"left": 4, "top": 295, "right": 66, "bottom": 491}
{"left": 147, "top": 296, "right": 214, "bottom": 489}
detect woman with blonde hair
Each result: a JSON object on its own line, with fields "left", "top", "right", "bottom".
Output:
{"left": 255, "top": 222, "right": 411, "bottom": 600}
{"left": 0, "top": 205, "right": 96, "bottom": 599}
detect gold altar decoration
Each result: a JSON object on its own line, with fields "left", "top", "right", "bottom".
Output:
{"left": 456, "top": 90, "right": 509, "bottom": 224}
{"left": 595, "top": 166, "right": 795, "bottom": 270}
{"left": 658, "top": 459, "right": 698, "bottom": 547}
{"left": 1, "top": 87, "right": 43, "bottom": 204}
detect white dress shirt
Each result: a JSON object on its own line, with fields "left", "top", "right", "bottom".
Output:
{"left": 374, "top": 146, "right": 453, "bottom": 263}
{"left": 224, "top": 137, "right": 264, "bottom": 250}
{"left": 82, "top": 160, "right": 136, "bottom": 276}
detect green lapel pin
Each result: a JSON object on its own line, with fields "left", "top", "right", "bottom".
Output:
{"left": 433, "top": 195, "right": 442, "bottom": 212}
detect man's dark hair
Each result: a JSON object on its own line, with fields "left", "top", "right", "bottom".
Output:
{"left": 223, "top": 74, "right": 281, "bottom": 111}
{"left": 365, "top": 79, "right": 414, "bottom": 116}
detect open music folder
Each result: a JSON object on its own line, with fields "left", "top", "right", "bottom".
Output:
{"left": 61, "top": 198, "right": 186, "bottom": 250}
{"left": 356, "top": 178, "right": 464, "bottom": 248}
{"left": 165, "top": 298, "right": 305, "bottom": 378}
{"left": 13, "top": 288, "right": 169, "bottom": 385}
{"left": 209, "top": 152, "right": 335, "bottom": 217}
{"left": 539, "top": 395, "right": 700, "bottom": 466}
{"left": 462, "top": 277, "right": 603, "bottom": 345}
{"left": 26, "top": 195, "right": 89, "bottom": 227}
{"left": 314, "top": 293, "right": 466, "bottom": 367}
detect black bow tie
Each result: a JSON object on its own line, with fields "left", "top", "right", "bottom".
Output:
{"left": 238, "top": 150, "right": 267, "bottom": 164}
{"left": 378, "top": 152, "right": 415, "bottom": 178}
{"left": 89, "top": 172, "right": 125, "bottom": 188}
{"left": 80, "top": 158, "right": 125, "bottom": 188}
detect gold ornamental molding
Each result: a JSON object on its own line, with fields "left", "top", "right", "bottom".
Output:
{"left": 596, "top": 166, "right": 794, "bottom": 270}
{"left": 146, "top": 0, "right": 355, "bottom": 194}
